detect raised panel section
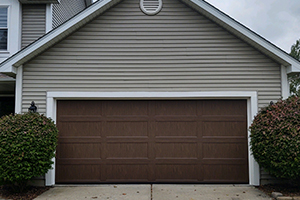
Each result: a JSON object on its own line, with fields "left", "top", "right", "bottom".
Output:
{"left": 154, "top": 101, "right": 197, "bottom": 116}
{"left": 58, "top": 122, "right": 102, "bottom": 137}
{"left": 57, "top": 100, "right": 103, "bottom": 116}
{"left": 106, "top": 165, "right": 149, "bottom": 181}
{"left": 155, "top": 121, "right": 197, "bottom": 137}
{"left": 106, "top": 143, "right": 148, "bottom": 158}
{"left": 203, "top": 165, "right": 248, "bottom": 182}
{"left": 105, "top": 101, "right": 148, "bottom": 116}
{"left": 203, "top": 121, "right": 247, "bottom": 137}
{"left": 58, "top": 143, "right": 101, "bottom": 159}
{"left": 155, "top": 165, "right": 199, "bottom": 181}
{"left": 203, "top": 143, "right": 247, "bottom": 159}
{"left": 202, "top": 100, "right": 247, "bottom": 116}
{"left": 106, "top": 122, "right": 148, "bottom": 137}
{"left": 56, "top": 165, "right": 101, "bottom": 182}
{"left": 155, "top": 143, "right": 197, "bottom": 158}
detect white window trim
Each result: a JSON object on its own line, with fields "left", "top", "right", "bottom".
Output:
{"left": 46, "top": 91, "right": 260, "bottom": 186}
{"left": 0, "top": 6, "right": 8, "bottom": 52}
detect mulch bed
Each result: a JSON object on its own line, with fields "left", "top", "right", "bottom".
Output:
{"left": 257, "top": 184, "right": 300, "bottom": 198}
{"left": 0, "top": 185, "right": 51, "bottom": 200}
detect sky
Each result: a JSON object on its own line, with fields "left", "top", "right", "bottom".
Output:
{"left": 205, "top": 0, "right": 300, "bottom": 53}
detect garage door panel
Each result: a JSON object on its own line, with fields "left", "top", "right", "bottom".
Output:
{"left": 106, "top": 164, "right": 149, "bottom": 181}
{"left": 57, "top": 164, "right": 101, "bottom": 183}
{"left": 203, "top": 143, "right": 247, "bottom": 158}
{"left": 58, "top": 100, "right": 103, "bottom": 116}
{"left": 56, "top": 100, "right": 248, "bottom": 183}
{"left": 202, "top": 100, "right": 247, "bottom": 116}
{"left": 154, "top": 101, "right": 197, "bottom": 116}
{"left": 106, "top": 143, "right": 148, "bottom": 158}
{"left": 105, "top": 121, "right": 148, "bottom": 136}
{"left": 104, "top": 101, "right": 148, "bottom": 116}
{"left": 202, "top": 137, "right": 246, "bottom": 143}
{"left": 203, "top": 164, "right": 248, "bottom": 182}
{"left": 58, "top": 122, "right": 102, "bottom": 136}
{"left": 155, "top": 165, "right": 200, "bottom": 181}
{"left": 155, "top": 143, "right": 198, "bottom": 158}
{"left": 203, "top": 121, "right": 247, "bottom": 137}
{"left": 58, "top": 143, "right": 101, "bottom": 159}
{"left": 57, "top": 158, "right": 102, "bottom": 165}
{"left": 155, "top": 121, "right": 197, "bottom": 137}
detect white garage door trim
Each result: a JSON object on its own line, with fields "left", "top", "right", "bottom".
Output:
{"left": 45, "top": 91, "right": 259, "bottom": 186}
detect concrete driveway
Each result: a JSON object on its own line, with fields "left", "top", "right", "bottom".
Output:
{"left": 34, "top": 184, "right": 272, "bottom": 200}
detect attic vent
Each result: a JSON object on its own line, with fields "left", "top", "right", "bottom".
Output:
{"left": 140, "top": 0, "right": 163, "bottom": 15}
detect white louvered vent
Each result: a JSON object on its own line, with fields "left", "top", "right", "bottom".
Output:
{"left": 140, "top": 0, "right": 163, "bottom": 15}
{"left": 19, "top": 0, "right": 60, "bottom": 4}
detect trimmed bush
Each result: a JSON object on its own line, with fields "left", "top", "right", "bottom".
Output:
{"left": 250, "top": 96, "right": 300, "bottom": 181}
{"left": 0, "top": 112, "right": 58, "bottom": 191}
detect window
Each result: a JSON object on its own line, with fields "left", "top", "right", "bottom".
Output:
{"left": 0, "top": 7, "right": 7, "bottom": 51}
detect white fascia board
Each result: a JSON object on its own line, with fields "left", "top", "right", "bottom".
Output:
{"left": 0, "top": 0, "right": 120, "bottom": 74}
{"left": 185, "top": 0, "right": 300, "bottom": 74}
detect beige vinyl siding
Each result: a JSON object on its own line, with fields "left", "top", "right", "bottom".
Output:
{"left": 21, "top": 4, "right": 46, "bottom": 48}
{"left": 52, "top": 0, "right": 86, "bottom": 28}
{"left": 22, "top": 0, "right": 281, "bottom": 121}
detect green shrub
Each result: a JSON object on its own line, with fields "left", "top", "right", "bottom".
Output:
{"left": 0, "top": 112, "right": 58, "bottom": 191}
{"left": 250, "top": 96, "right": 300, "bottom": 182}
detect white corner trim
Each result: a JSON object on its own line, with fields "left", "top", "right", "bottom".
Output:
{"left": 45, "top": 4, "right": 53, "bottom": 33}
{"left": 45, "top": 91, "right": 260, "bottom": 186}
{"left": 15, "top": 65, "right": 23, "bottom": 114}
{"left": 45, "top": 94, "right": 57, "bottom": 186}
{"left": 246, "top": 92, "right": 259, "bottom": 186}
{"left": 281, "top": 65, "right": 289, "bottom": 99}
{"left": 45, "top": 157, "right": 55, "bottom": 186}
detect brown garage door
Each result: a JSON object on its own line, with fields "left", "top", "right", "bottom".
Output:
{"left": 56, "top": 100, "right": 248, "bottom": 183}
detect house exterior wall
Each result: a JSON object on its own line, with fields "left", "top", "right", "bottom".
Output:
{"left": 21, "top": 4, "right": 46, "bottom": 48}
{"left": 21, "top": 0, "right": 282, "bottom": 184}
{"left": 52, "top": 0, "right": 87, "bottom": 28}
{"left": 22, "top": 0, "right": 282, "bottom": 113}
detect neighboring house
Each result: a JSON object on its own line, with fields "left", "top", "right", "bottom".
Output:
{"left": 0, "top": 0, "right": 92, "bottom": 117}
{"left": 1, "top": 0, "right": 300, "bottom": 186}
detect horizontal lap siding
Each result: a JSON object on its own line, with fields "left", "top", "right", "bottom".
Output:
{"left": 52, "top": 0, "right": 86, "bottom": 28}
{"left": 22, "top": 0, "right": 281, "bottom": 114}
{"left": 21, "top": 4, "right": 46, "bottom": 48}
